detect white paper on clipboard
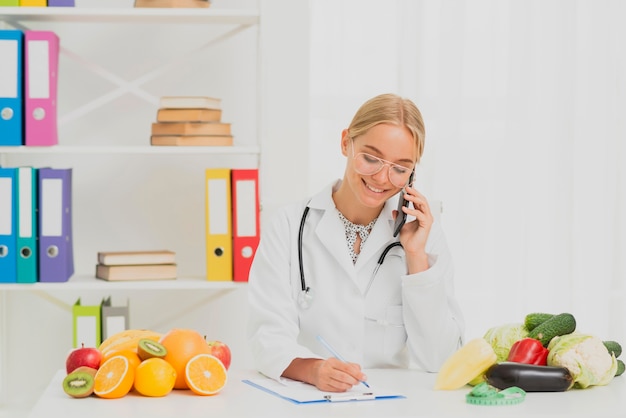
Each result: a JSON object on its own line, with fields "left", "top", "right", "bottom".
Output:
{"left": 242, "top": 375, "right": 405, "bottom": 404}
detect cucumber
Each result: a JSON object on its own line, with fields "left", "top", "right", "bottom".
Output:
{"left": 603, "top": 340, "right": 622, "bottom": 358}
{"left": 616, "top": 359, "right": 625, "bottom": 377}
{"left": 527, "top": 312, "right": 576, "bottom": 347}
{"left": 523, "top": 313, "right": 555, "bottom": 332}
{"left": 485, "top": 362, "right": 573, "bottom": 392}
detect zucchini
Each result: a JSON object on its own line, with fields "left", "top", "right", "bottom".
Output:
{"left": 523, "top": 312, "right": 554, "bottom": 332}
{"left": 484, "top": 362, "right": 573, "bottom": 392}
{"left": 616, "top": 359, "right": 625, "bottom": 377}
{"left": 603, "top": 340, "right": 622, "bottom": 358}
{"left": 527, "top": 312, "right": 576, "bottom": 347}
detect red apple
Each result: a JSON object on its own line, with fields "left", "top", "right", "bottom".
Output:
{"left": 66, "top": 343, "right": 102, "bottom": 374}
{"left": 206, "top": 340, "right": 231, "bottom": 370}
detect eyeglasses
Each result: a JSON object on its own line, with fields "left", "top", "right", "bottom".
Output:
{"left": 350, "top": 139, "right": 414, "bottom": 188}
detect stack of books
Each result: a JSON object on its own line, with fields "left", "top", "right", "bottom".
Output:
{"left": 95, "top": 250, "right": 177, "bottom": 282}
{"left": 135, "top": 0, "right": 211, "bottom": 8}
{"left": 150, "top": 96, "right": 233, "bottom": 147}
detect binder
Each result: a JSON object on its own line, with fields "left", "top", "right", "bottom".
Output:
{"left": 16, "top": 167, "right": 38, "bottom": 283}
{"left": 24, "top": 30, "right": 59, "bottom": 147}
{"left": 205, "top": 168, "right": 232, "bottom": 281}
{"left": 20, "top": 0, "right": 47, "bottom": 5}
{"left": 231, "top": 169, "right": 260, "bottom": 282}
{"left": 47, "top": 0, "right": 74, "bottom": 5}
{"left": 72, "top": 298, "right": 101, "bottom": 349}
{"left": 101, "top": 297, "right": 129, "bottom": 342}
{"left": 0, "top": 1, "right": 20, "bottom": 5}
{"left": 0, "top": 167, "right": 17, "bottom": 283}
{"left": 38, "top": 167, "right": 74, "bottom": 282}
{"left": 0, "top": 30, "right": 23, "bottom": 146}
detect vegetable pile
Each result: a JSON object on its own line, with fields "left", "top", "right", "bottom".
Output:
{"left": 434, "top": 311, "right": 624, "bottom": 392}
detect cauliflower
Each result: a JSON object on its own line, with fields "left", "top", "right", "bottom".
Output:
{"left": 547, "top": 333, "right": 618, "bottom": 388}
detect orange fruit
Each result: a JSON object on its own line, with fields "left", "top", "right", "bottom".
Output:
{"left": 159, "top": 328, "right": 211, "bottom": 389}
{"left": 185, "top": 353, "right": 228, "bottom": 396}
{"left": 133, "top": 358, "right": 177, "bottom": 397}
{"left": 100, "top": 349, "right": 141, "bottom": 371}
{"left": 94, "top": 355, "right": 135, "bottom": 399}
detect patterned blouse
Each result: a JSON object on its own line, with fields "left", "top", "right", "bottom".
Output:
{"left": 337, "top": 211, "right": 377, "bottom": 264}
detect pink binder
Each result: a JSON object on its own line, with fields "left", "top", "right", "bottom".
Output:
{"left": 24, "top": 30, "right": 60, "bottom": 147}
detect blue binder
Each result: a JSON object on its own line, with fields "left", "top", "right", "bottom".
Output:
{"left": 0, "top": 30, "right": 23, "bottom": 146}
{"left": 16, "top": 167, "right": 38, "bottom": 283}
{"left": 0, "top": 167, "right": 18, "bottom": 283}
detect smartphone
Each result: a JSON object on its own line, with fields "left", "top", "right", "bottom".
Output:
{"left": 393, "top": 171, "right": 415, "bottom": 237}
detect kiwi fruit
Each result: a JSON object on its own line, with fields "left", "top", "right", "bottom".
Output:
{"left": 62, "top": 368, "right": 96, "bottom": 398}
{"left": 137, "top": 338, "right": 167, "bottom": 361}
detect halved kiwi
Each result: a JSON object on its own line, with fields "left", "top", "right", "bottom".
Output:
{"left": 137, "top": 338, "right": 168, "bottom": 361}
{"left": 62, "top": 369, "right": 95, "bottom": 398}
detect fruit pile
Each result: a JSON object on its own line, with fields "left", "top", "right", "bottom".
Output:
{"left": 63, "top": 328, "right": 231, "bottom": 399}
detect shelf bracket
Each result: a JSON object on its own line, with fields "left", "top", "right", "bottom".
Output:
{"left": 7, "top": 20, "right": 255, "bottom": 126}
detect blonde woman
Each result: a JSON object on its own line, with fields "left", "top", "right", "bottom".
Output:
{"left": 247, "top": 93, "right": 464, "bottom": 392}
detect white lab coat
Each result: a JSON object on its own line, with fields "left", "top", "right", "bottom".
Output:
{"left": 247, "top": 180, "right": 465, "bottom": 381}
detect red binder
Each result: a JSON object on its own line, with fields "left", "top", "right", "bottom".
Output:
{"left": 231, "top": 169, "right": 260, "bottom": 282}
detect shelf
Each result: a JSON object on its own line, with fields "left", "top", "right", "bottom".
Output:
{"left": 0, "top": 275, "right": 245, "bottom": 291}
{"left": 0, "top": 145, "right": 260, "bottom": 155}
{"left": 0, "top": 7, "right": 259, "bottom": 25}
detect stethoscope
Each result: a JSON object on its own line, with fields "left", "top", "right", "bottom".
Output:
{"left": 297, "top": 205, "right": 403, "bottom": 310}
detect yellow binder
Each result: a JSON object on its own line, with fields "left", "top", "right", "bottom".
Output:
{"left": 205, "top": 168, "right": 232, "bottom": 281}
{"left": 19, "top": 0, "right": 47, "bottom": 6}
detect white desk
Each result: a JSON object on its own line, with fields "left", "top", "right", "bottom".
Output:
{"left": 28, "top": 369, "right": 626, "bottom": 418}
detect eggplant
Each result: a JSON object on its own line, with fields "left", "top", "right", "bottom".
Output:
{"left": 484, "top": 362, "right": 574, "bottom": 392}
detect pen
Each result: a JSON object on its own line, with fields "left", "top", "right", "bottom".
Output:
{"left": 316, "top": 335, "right": 370, "bottom": 388}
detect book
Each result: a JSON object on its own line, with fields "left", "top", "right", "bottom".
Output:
{"left": 151, "top": 122, "right": 231, "bottom": 136}
{"left": 135, "top": 0, "right": 210, "bottom": 8}
{"left": 151, "top": 135, "right": 233, "bottom": 146}
{"left": 97, "top": 250, "right": 176, "bottom": 266}
{"left": 157, "top": 108, "right": 222, "bottom": 123}
{"left": 159, "top": 96, "right": 221, "bottom": 110}
{"left": 95, "top": 264, "right": 177, "bottom": 281}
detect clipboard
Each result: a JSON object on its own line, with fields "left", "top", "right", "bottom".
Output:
{"left": 242, "top": 376, "right": 406, "bottom": 404}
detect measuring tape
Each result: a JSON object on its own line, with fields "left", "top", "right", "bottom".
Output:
{"left": 466, "top": 382, "right": 526, "bottom": 406}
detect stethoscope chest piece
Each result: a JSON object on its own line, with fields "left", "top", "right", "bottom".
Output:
{"left": 298, "top": 287, "right": 314, "bottom": 310}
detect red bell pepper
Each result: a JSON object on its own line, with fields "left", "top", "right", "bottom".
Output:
{"left": 507, "top": 337, "right": 549, "bottom": 366}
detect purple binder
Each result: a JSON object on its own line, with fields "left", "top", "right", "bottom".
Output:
{"left": 47, "top": 0, "right": 75, "bottom": 6}
{"left": 38, "top": 168, "right": 74, "bottom": 283}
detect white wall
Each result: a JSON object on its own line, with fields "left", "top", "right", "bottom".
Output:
{"left": 308, "top": 0, "right": 626, "bottom": 344}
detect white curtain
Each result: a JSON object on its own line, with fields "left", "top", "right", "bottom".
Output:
{"left": 310, "top": 0, "right": 626, "bottom": 342}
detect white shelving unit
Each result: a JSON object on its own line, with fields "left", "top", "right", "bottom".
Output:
{"left": 0, "top": 6, "right": 261, "bottom": 409}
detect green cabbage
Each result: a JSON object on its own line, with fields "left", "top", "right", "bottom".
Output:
{"left": 482, "top": 323, "right": 529, "bottom": 362}
{"left": 547, "top": 333, "right": 618, "bottom": 388}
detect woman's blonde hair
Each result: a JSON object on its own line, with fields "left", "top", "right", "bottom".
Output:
{"left": 347, "top": 93, "right": 425, "bottom": 162}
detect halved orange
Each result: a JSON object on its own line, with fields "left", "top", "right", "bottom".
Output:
{"left": 94, "top": 355, "right": 135, "bottom": 399}
{"left": 100, "top": 349, "right": 141, "bottom": 372}
{"left": 184, "top": 353, "right": 228, "bottom": 396}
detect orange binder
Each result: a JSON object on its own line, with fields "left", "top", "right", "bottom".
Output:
{"left": 205, "top": 168, "right": 232, "bottom": 281}
{"left": 231, "top": 169, "right": 260, "bottom": 282}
